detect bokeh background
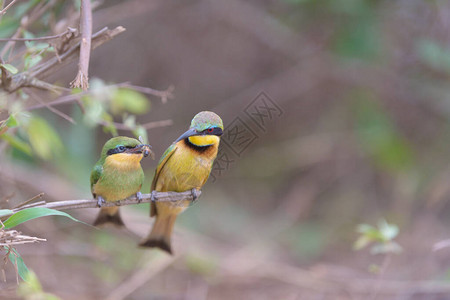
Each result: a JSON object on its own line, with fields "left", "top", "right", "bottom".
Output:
{"left": 3, "top": 0, "right": 450, "bottom": 299}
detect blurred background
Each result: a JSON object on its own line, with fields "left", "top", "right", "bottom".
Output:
{"left": 2, "top": 0, "right": 450, "bottom": 299}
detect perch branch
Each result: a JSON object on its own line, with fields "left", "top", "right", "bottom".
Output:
{"left": 2, "top": 190, "right": 201, "bottom": 219}
{"left": 70, "top": 0, "right": 92, "bottom": 90}
{"left": 0, "top": 27, "right": 77, "bottom": 42}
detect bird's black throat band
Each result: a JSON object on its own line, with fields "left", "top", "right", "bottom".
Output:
{"left": 183, "top": 138, "right": 211, "bottom": 153}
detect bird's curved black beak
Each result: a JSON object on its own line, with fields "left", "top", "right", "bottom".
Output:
{"left": 175, "top": 128, "right": 198, "bottom": 143}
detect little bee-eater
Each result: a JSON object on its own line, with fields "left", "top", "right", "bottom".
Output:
{"left": 91, "top": 136, "right": 151, "bottom": 226}
{"left": 140, "top": 111, "right": 223, "bottom": 253}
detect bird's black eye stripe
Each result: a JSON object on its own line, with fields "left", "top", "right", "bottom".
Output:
{"left": 203, "top": 127, "right": 223, "bottom": 136}
{"left": 107, "top": 145, "right": 134, "bottom": 155}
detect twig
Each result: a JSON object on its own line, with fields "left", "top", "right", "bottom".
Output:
{"left": 1, "top": 0, "right": 57, "bottom": 59}
{"left": 12, "top": 192, "right": 44, "bottom": 209}
{"left": 0, "top": 230, "right": 46, "bottom": 246}
{"left": 28, "top": 26, "right": 125, "bottom": 79}
{"left": 1, "top": 27, "right": 125, "bottom": 93}
{"left": 433, "top": 239, "right": 450, "bottom": 251}
{"left": 25, "top": 91, "right": 89, "bottom": 111}
{"left": 28, "top": 91, "right": 76, "bottom": 124}
{"left": 0, "top": 27, "right": 77, "bottom": 42}
{"left": 97, "top": 119, "right": 173, "bottom": 131}
{"left": 1, "top": 190, "right": 201, "bottom": 219}
{"left": 119, "top": 83, "right": 175, "bottom": 104}
{"left": 0, "top": 0, "right": 19, "bottom": 16}
{"left": 24, "top": 81, "right": 170, "bottom": 112}
{"left": 70, "top": 0, "right": 92, "bottom": 90}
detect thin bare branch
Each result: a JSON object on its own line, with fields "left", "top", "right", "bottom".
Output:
{"left": 25, "top": 92, "right": 89, "bottom": 111}
{"left": 1, "top": 0, "right": 57, "bottom": 59}
{"left": 29, "top": 92, "right": 76, "bottom": 124}
{"left": 12, "top": 192, "right": 44, "bottom": 209}
{"left": 70, "top": 0, "right": 92, "bottom": 91}
{"left": 141, "top": 119, "right": 173, "bottom": 130}
{"left": 0, "top": 0, "right": 19, "bottom": 16}
{"left": 24, "top": 80, "right": 170, "bottom": 112}
{"left": 0, "top": 231, "right": 46, "bottom": 246}
{"left": 98, "top": 119, "right": 173, "bottom": 131}
{"left": 28, "top": 26, "right": 125, "bottom": 79}
{"left": 0, "top": 27, "right": 77, "bottom": 42}
{"left": 119, "top": 83, "right": 175, "bottom": 104}
{"left": 1, "top": 27, "right": 125, "bottom": 93}
{"left": 1, "top": 190, "right": 200, "bottom": 219}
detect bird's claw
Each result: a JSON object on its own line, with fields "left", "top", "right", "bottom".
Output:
{"left": 150, "top": 190, "right": 158, "bottom": 203}
{"left": 191, "top": 188, "right": 200, "bottom": 202}
{"left": 136, "top": 191, "right": 143, "bottom": 203}
{"left": 96, "top": 196, "right": 106, "bottom": 207}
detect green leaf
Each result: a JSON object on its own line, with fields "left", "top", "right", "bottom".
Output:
{"left": 185, "top": 254, "right": 217, "bottom": 275}
{"left": 123, "top": 114, "right": 136, "bottom": 128}
{"left": 1, "top": 63, "right": 18, "bottom": 74}
{"left": 3, "top": 207, "right": 86, "bottom": 229}
{"left": 17, "top": 269, "right": 62, "bottom": 299}
{"left": 83, "top": 98, "right": 104, "bottom": 127}
{"left": 33, "top": 43, "right": 50, "bottom": 51}
{"left": 111, "top": 88, "right": 150, "bottom": 115}
{"left": 101, "top": 112, "right": 118, "bottom": 136}
{"left": 6, "top": 114, "right": 18, "bottom": 127}
{"left": 0, "top": 133, "right": 33, "bottom": 156}
{"left": 133, "top": 125, "right": 148, "bottom": 144}
{"left": 24, "top": 55, "right": 42, "bottom": 70}
{"left": 8, "top": 248, "right": 30, "bottom": 282}
{"left": 26, "top": 116, "right": 64, "bottom": 160}
{"left": 18, "top": 269, "right": 41, "bottom": 292}
{"left": 378, "top": 219, "right": 399, "bottom": 241}
{"left": 0, "top": 16, "right": 20, "bottom": 39}
{"left": 356, "top": 223, "right": 374, "bottom": 233}
{"left": 352, "top": 90, "right": 414, "bottom": 172}
{"left": 0, "top": 115, "right": 18, "bottom": 131}
{"left": 353, "top": 235, "right": 371, "bottom": 250}
{"left": 0, "top": 209, "right": 13, "bottom": 218}
{"left": 417, "top": 39, "right": 450, "bottom": 74}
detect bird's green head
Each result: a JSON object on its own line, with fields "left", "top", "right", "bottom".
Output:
{"left": 175, "top": 111, "right": 223, "bottom": 146}
{"left": 190, "top": 111, "right": 224, "bottom": 131}
{"left": 100, "top": 136, "right": 152, "bottom": 161}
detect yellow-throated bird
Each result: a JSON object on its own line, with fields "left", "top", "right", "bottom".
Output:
{"left": 140, "top": 111, "right": 223, "bottom": 253}
{"left": 91, "top": 136, "right": 151, "bottom": 226}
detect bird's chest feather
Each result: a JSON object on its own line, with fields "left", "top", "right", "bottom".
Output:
{"left": 93, "top": 154, "right": 144, "bottom": 201}
{"left": 157, "top": 146, "right": 217, "bottom": 192}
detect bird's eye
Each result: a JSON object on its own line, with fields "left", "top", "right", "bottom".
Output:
{"left": 117, "top": 146, "right": 126, "bottom": 152}
{"left": 207, "top": 128, "right": 214, "bottom": 133}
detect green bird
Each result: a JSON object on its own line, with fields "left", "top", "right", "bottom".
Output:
{"left": 91, "top": 136, "right": 151, "bottom": 226}
{"left": 140, "top": 111, "right": 223, "bottom": 253}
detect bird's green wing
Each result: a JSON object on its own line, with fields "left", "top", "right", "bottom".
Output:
{"left": 90, "top": 163, "right": 103, "bottom": 193}
{"left": 151, "top": 143, "right": 177, "bottom": 190}
{"left": 150, "top": 143, "right": 177, "bottom": 216}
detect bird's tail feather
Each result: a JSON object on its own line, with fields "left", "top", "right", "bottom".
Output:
{"left": 93, "top": 207, "right": 125, "bottom": 227}
{"left": 139, "top": 214, "right": 177, "bottom": 254}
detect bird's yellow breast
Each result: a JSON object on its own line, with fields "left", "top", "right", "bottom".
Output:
{"left": 104, "top": 153, "right": 143, "bottom": 171}
{"left": 155, "top": 142, "right": 218, "bottom": 192}
{"left": 188, "top": 135, "right": 220, "bottom": 146}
